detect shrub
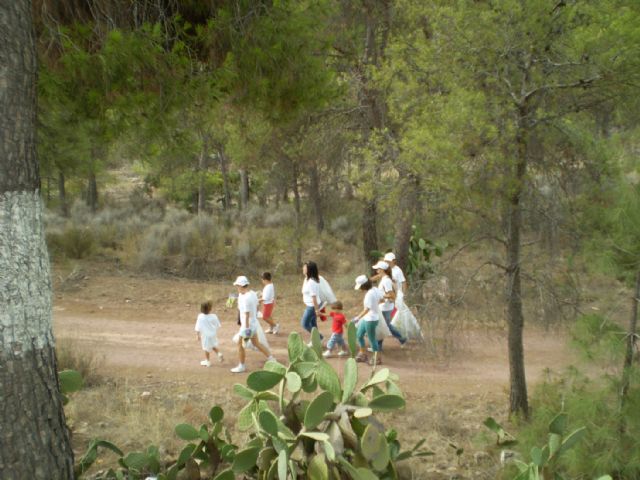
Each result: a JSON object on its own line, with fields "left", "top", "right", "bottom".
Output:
{"left": 47, "top": 227, "right": 95, "bottom": 259}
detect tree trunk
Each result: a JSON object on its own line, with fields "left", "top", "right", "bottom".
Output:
{"left": 197, "top": 150, "right": 206, "bottom": 215}
{"left": 394, "top": 173, "right": 420, "bottom": 271}
{"left": 58, "top": 170, "right": 68, "bottom": 217}
{"left": 0, "top": 2, "right": 75, "bottom": 478}
{"left": 309, "top": 161, "right": 324, "bottom": 233}
{"left": 620, "top": 268, "right": 640, "bottom": 411}
{"left": 87, "top": 171, "right": 98, "bottom": 212}
{"left": 292, "top": 162, "right": 302, "bottom": 268}
{"left": 239, "top": 168, "right": 249, "bottom": 211}
{"left": 362, "top": 199, "right": 379, "bottom": 264}
{"left": 506, "top": 123, "right": 530, "bottom": 418}
{"left": 218, "top": 148, "right": 232, "bottom": 210}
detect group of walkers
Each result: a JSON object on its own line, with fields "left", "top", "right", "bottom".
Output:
{"left": 194, "top": 252, "right": 422, "bottom": 373}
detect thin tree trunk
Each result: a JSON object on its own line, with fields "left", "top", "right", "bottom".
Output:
{"left": 394, "top": 173, "right": 419, "bottom": 271}
{"left": 362, "top": 199, "right": 379, "bottom": 264}
{"left": 58, "top": 170, "right": 68, "bottom": 217}
{"left": 0, "top": 1, "right": 74, "bottom": 478}
{"left": 292, "top": 162, "right": 302, "bottom": 268}
{"left": 197, "top": 150, "right": 206, "bottom": 215}
{"left": 620, "top": 268, "right": 640, "bottom": 411}
{"left": 239, "top": 168, "right": 249, "bottom": 211}
{"left": 506, "top": 123, "right": 529, "bottom": 418}
{"left": 87, "top": 171, "right": 98, "bottom": 212}
{"left": 309, "top": 161, "right": 324, "bottom": 233}
{"left": 218, "top": 148, "right": 232, "bottom": 210}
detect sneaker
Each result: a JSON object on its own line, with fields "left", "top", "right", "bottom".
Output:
{"left": 217, "top": 353, "right": 224, "bottom": 362}
{"left": 272, "top": 324, "right": 280, "bottom": 335}
{"left": 265, "top": 355, "right": 276, "bottom": 363}
{"left": 338, "top": 351, "right": 349, "bottom": 357}
{"left": 367, "top": 347, "right": 374, "bottom": 353}
{"left": 265, "top": 327, "right": 273, "bottom": 334}
{"left": 230, "top": 364, "right": 246, "bottom": 373}
{"left": 200, "top": 360, "right": 211, "bottom": 367}
{"left": 322, "top": 350, "right": 332, "bottom": 358}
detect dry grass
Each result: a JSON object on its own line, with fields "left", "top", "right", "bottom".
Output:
{"left": 56, "top": 338, "right": 104, "bottom": 387}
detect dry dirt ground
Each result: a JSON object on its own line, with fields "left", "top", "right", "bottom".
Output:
{"left": 52, "top": 263, "right": 580, "bottom": 479}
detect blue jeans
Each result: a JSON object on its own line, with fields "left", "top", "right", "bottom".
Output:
{"left": 326, "top": 333, "right": 345, "bottom": 350}
{"left": 382, "top": 310, "right": 406, "bottom": 344}
{"left": 301, "top": 306, "right": 323, "bottom": 339}
{"left": 357, "top": 320, "right": 379, "bottom": 352}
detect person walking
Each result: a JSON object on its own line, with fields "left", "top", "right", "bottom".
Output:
{"left": 353, "top": 275, "right": 383, "bottom": 366}
{"left": 372, "top": 260, "right": 407, "bottom": 349}
{"left": 230, "top": 276, "right": 274, "bottom": 373}
{"left": 300, "top": 261, "right": 323, "bottom": 345}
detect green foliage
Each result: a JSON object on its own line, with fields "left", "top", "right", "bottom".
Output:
{"left": 406, "top": 225, "right": 447, "bottom": 279}
{"left": 58, "top": 369, "right": 83, "bottom": 405}
{"left": 510, "top": 366, "right": 640, "bottom": 478}
{"left": 78, "top": 329, "right": 430, "bottom": 478}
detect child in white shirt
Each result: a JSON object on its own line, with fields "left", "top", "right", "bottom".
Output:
{"left": 259, "top": 272, "right": 279, "bottom": 334}
{"left": 195, "top": 301, "right": 223, "bottom": 367}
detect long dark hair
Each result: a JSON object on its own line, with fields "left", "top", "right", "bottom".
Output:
{"left": 305, "top": 261, "right": 320, "bottom": 282}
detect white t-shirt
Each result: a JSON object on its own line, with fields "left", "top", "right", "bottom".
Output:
{"left": 391, "top": 265, "right": 406, "bottom": 294}
{"left": 262, "top": 283, "right": 275, "bottom": 304}
{"left": 379, "top": 276, "right": 395, "bottom": 312}
{"left": 238, "top": 290, "right": 259, "bottom": 330}
{"left": 196, "top": 313, "right": 221, "bottom": 350}
{"left": 363, "top": 288, "right": 382, "bottom": 321}
{"left": 195, "top": 313, "right": 221, "bottom": 337}
{"left": 302, "top": 278, "right": 320, "bottom": 307}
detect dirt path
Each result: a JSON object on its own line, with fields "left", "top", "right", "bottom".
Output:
{"left": 55, "top": 309, "right": 573, "bottom": 396}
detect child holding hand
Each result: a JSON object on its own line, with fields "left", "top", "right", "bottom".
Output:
{"left": 195, "top": 300, "right": 223, "bottom": 367}
{"left": 322, "top": 301, "right": 349, "bottom": 358}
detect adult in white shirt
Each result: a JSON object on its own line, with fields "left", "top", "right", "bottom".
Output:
{"left": 231, "top": 276, "right": 273, "bottom": 373}
{"left": 373, "top": 260, "right": 407, "bottom": 348}
{"left": 353, "top": 275, "right": 383, "bottom": 366}
{"left": 300, "top": 261, "right": 323, "bottom": 343}
{"left": 384, "top": 252, "right": 406, "bottom": 297}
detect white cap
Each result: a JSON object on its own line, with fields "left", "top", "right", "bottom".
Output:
{"left": 372, "top": 260, "right": 389, "bottom": 270}
{"left": 233, "top": 275, "right": 250, "bottom": 286}
{"left": 383, "top": 252, "right": 396, "bottom": 262}
{"left": 354, "top": 274, "right": 368, "bottom": 290}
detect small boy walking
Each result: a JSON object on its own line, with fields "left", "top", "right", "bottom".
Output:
{"left": 322, "top": 301, "right": 349, "bottom": 358}
{"left": 259, "top": 272, "right": 280, "bottom": 334}
{"left": 195, "top": 301, "right": 223, "bottom": 367}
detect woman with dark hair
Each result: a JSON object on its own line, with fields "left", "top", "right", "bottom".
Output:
{"left": 353, "top": 274, "right": 383, "bottom": 365}
{"left": 300, "top": 261, "right": 323, "bottom": 344}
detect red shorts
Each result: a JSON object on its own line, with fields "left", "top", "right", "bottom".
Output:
{"left": 262, "top": 302, "right": 275, "bottom": 320}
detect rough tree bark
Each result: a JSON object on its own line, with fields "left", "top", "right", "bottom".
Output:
{"left": 0, "top": 1, "right": 75, "bottom": 478}
{"left": 505, "top": 116, "right": 530, "bottom": 418}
